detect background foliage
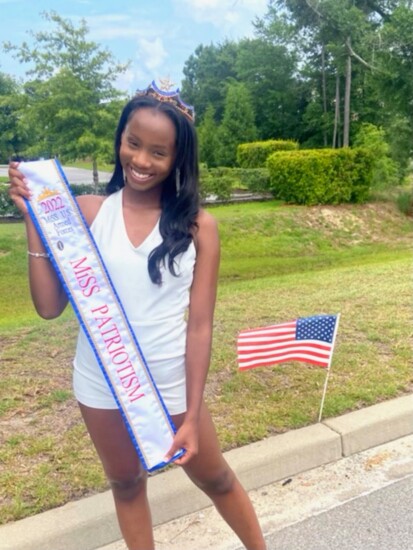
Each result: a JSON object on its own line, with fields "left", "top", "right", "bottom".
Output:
{"left": 0, "top": 2, "right": 411, "bottom": 192}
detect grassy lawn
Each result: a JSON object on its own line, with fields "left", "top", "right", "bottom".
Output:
{"left": 0, "top": 199, "right": 412, "bottom": 523}
{"left": 67, "top": 160, "right": 114, "bottom": 173}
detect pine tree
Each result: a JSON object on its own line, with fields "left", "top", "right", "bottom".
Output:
{"left": 217, "top": 82, "right": 257, "bottom": 167}
{"left": 197, "top": 104, "right": 220, "bottom": 167}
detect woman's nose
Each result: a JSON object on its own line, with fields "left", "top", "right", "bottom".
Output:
{"left": 133, "top": 149, "right": 151, "bottom": 168}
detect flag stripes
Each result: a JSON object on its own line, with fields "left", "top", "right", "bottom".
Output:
{"left": 237, "top": 315, "right": 338, "bottom": 370}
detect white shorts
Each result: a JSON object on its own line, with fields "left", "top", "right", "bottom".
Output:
{"left": 73, "top": 355, "right": 187, "bottom": 415}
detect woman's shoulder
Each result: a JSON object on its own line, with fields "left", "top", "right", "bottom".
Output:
{"left": 196, "top": 208, "right": 218, "bottom": 232}
{"left": 76, "top": 194, "right": 107, "bottom": 227}
{"left": 193, "top": 208, "right": 219, "bottom": 250}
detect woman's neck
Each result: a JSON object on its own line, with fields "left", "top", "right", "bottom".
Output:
{"left": 122, "top": 185, "right": 162, "bottom": 212}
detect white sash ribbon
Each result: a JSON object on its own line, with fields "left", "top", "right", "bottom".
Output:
{"left": 20, "top": 159, "right": 183, "bottom": 471}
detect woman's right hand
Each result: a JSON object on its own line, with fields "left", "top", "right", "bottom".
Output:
{"left": 8, "top": 161, "right": 31, "bottom": 215}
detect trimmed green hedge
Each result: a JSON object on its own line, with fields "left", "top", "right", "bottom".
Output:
{"left": 237, "top": 139, "right": 299, "bottom": 169}
{"left": 0, "top": 184, "right": 21, "bottom": 218}
{"left": 200, "top": 167, "right": 271, "bottom": 200}
{"left": 70, "top": 183, "right": 107, "bottom": 196}
{"left": 266, "top": 148, "right": 374, "bottom": 205}
{"left": 0, "top": 183, "right": 106, "bottom": 219}
{"left": 1, "top": 170, "right": 271, "bottom": 218}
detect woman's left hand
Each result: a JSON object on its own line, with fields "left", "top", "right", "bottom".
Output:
{"left": 165, "top": 419, "right": 199, "bottom": 466}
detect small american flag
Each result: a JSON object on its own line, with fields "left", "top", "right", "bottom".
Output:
{"left": 237, "top": 314, "right": 339, "bottom": 371}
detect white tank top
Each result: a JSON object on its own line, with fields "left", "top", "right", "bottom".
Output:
{"left": 74, "top": 189, "right": 196, "bottom": 369}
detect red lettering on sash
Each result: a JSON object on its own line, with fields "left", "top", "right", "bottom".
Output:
{"left": 89, "top": 301, "right": 146, "bottom": 403}
{"left": 117, "top": 362, "right": 135, "bottom": 376}
{"left": 112, "top": 351, "right": 129, "bottom": 365}
{"left": 91, "top": 304, "right": 109, "bottom": 315}
{"left": 70, "top": 257, "right": 101, "bottom": 297}
{"left": 128, "top": 383, "right": 145, "bottom": 402}
{"left": 95, "top": 316, "right": 112, "bottom": 330}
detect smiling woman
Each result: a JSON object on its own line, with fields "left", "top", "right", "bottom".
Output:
{"left": 6, "top": 83, "right": 267, "bottom": 550}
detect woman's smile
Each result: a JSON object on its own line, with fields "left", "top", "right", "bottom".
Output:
{"left": 128, "top": 166, "right": 154, "bottom": 183}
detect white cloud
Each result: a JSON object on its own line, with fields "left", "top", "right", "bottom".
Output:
{"left": 83, "top": 14, "right": 148, "bottom": 41}
{"left": 137, "top": 37, "right": 168, "bottom": 71}
{"left": 78, "top": 13, "right": 171, "bottom": 91}
{"left": 174, "top": 0, "right": 268, "bottom": 34}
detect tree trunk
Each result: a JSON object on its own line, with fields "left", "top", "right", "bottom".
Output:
{"left": 92, "top": 157, "right": 99, "bottom": 194}
{"left": 343, "top": 38, "right": 352, "bottom": 147}
{"left": 332, "top": 74, "right": 341, "bottom": 149}
{"left": 321, "top": 43, "right": 328, "bottom": 147}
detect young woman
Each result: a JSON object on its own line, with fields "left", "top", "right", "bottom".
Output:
{"left": 8, "top": 85, "right": 266, "bottom": 550}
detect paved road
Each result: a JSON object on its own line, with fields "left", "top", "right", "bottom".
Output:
{"left": 259, "top": 476, "right": 413, "bottom": 550}
{"left": 99, "top": 435, "right": 413, "bottom": 550}
{"left": 0, "top": 164, "right": 112, "bottom": 185}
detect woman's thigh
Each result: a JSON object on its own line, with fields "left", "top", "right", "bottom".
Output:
{"left": 173, "top": 402, "right": 233, "bottom": 490}
{"left": 78, "top": 403, "right": 144, "bottom": 480}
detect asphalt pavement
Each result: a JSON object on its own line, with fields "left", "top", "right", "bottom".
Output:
{"left": 1, "top": 394, "right": 412, "bottom": 550}
{"left": 261, "top": 474, "right": 413, "bottom": 550}
{"left": 96, "top": 433, "right": 413, "bottom": 550}
{"left": 0, "top": 164, "right": 112, "bottom": 185}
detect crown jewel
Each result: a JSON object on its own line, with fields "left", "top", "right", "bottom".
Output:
{"left": 135, "top": 80, "right": 195, "bottom": 122}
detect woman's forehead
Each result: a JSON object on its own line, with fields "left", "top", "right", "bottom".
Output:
{"left": 125, "top": 108, "right": 176, "bottom": 146}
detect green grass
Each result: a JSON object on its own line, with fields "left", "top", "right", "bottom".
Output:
{"left": 210, "top": 257, "right": 412, "bottom": 446}
{"left": 67, "top": 160, "right": 114, "bottom": 173}
{"left": 0, "top": 199, "right": 412, "bottom": 523}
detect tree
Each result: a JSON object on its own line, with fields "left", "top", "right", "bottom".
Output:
{"left": 235, "top": 38, "right": 302, "bottom": 141}
{"left": 197, "top": 104, "right": 220, "bottom": 167}
{"left": 372, "top": 3, "right": 413, "bottom": 170}
{"left": 3, "top": 11, "right": 128, "bottom": 186}
{"left": 0, "top": 72, "right": 27, "bottom": 162}
{"left": 265, "top": 0, "right": 389, "bottom": 147}
{"left": 181, "top": 41, "right": 239, "bottom": 123}
{"left": 216, "top": 82, "right": 258, "bottom": 167}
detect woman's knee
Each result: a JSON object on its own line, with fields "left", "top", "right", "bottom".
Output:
{"left": 108, "top": 469, "right": 148, "bottom": 502}
{"left": 191, "top": 467, "right": 236, "bottom": 497}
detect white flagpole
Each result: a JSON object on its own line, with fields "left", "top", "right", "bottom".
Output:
{"left": 318, "top": 313, "right": 341, "bottom": 423}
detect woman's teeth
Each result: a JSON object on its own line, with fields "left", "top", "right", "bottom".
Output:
{"left": 131, "top": 168, "right": 151, "bottom": 180}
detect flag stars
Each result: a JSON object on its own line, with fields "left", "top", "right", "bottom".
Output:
{"left": 296, "top": 315, "right": 337, "bottom": 343}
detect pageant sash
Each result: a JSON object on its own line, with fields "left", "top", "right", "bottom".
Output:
{"left": 20, "top": 159, "right": 184, "bottom": 471}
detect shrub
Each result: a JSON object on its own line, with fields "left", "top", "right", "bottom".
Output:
{"left": 353, "top": 123, "right": 400, "bottom": 188}
{"left": 237, "top": 139, "right": 299, "bottom": 169}
{"left": 70, "top": 183, "right": 106, "bottom": 196}
{"left": 266, "top": 148, "right": 374, "bottom": 205}
{"left": 236, "top": 168, "right": 270, "bottom": 194}
{"left": 0, "top": 184, "right": 21, "bottom": 218}
{"left": 395, "top": 190, "right": 413, "bottom": 216}
{"left": 0, "top": 182, "right": 105, "bottom": 219}
{"left": 199, "top": 166, "right": 233, "bottom": 202}
{"left": 199, "top": 167, "right": 271, "bottom": 201}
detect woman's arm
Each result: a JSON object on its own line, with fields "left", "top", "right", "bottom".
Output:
{"left": 167, "top": 208, "right": 220, "bottom": 464}
{"left": 185, "top": 209, "right": 220, "bottom": 423}
{"left": 8, "top": 162, "right": 104, "bottom": 319}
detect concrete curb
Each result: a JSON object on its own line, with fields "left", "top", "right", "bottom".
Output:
{"left": 1, "top": 394, "right": 412, "bottom": 550}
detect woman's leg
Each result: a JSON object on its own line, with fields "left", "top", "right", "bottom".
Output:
{"left": 174, "top": 402, "right": 266, "bottom": 550}
{"left": 78, "top": 403, "right": 154, "bottom": 550}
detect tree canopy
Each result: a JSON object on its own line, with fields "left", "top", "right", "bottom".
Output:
{"left": 2, "top": 11, "right": 128, "bottom": 183}
{"left": 181, "top": 0, "right": 412, "bottom": 173}
{"left": 1, "top": 4, "right": 411, "bottom": 178}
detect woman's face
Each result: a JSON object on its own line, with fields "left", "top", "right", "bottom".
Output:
{"left": 120, "top": 107, "right": 176, "bottom": 194}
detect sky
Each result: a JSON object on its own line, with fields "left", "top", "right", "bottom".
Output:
{"left": 0, "top": 0, "right": 269, "bottom": 95}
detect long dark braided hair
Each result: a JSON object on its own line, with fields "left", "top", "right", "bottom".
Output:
{"left": 106, "top": 95, "right": 200, "bottom": 285}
